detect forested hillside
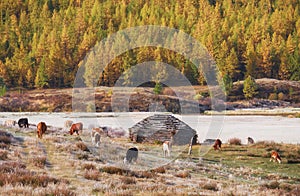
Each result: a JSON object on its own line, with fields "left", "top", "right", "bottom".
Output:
{"left": 0, "top": 0, "right": 299, "bottom": 89}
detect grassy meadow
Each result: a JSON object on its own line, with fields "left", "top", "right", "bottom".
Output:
{"left": 0, "top": 124, "right": 299, "bottom": 195}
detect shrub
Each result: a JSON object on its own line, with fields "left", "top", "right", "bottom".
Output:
{"left": 228, "top": 138, "right": 242, "bottom": 145}
{"left": 151, "top": 166, "right": 166, "bottom": 174}
{"left": 277, "top": 92, "right": 286, "bottom": 100}
{"left": 76, "top": 142, "right": 89, "bottom": 152}
{"left": 77, "top": 153, "right": 89, "bottom": 160}
{"left": 0, "top": 131, "right": 12, "bottom": 145}
{"left": 175, "top": 170, "right": 190, "bottom": 178}
{"left": 107, "top": 89, "right": 113, "bottom": 97}
{"left": 153, "top": 82, "right": 163, "bottom": 95}
{"left": 135, "top": 171, "right": 154, "bottom": 178}
{"left": 0, "top": 161, "right": 61, "bottom": 187}
{"left": 30, "top": 156, "right": 47, "bottom": 168}
{"left": 82, "top": 163, "right": 96, "bottom": 170}
{"left": 84, "top": 169, "right": 101, "bottom": 181}
{"left": 120, "top": 177, "right": 136, "bottom": 184}
{"left": 263, "top": 181, "right": 280, "bottom": 189}
{"left": 101, "top": 166, "right": 127, "bottom": 175}
{"left": 193, "top": 93, "right": 203, "bottom": 100}
{"left": 162, "top": 88, "right": 176, "bottom": 96}
{"left": 279, "top": 183, "right": 293, "bottom": 191}
{"left": 0, "top": 150, "right": 8, "bottom": 160}
{"left": 202, "top": 182, "right": 218, "bottom": 191}
{"left": 154, "top": 140, "right": 163, "bottom": 145}
{"left": 268, "top": 93, "right": 278, "bottom": 100}
{"left": 0, "top": 143, "right": 9, "bottom": 149}
{"left": 42, "top": 183, "right": 75, "bottom": 196}
{"left": 252, "top": 140, "right": 277, "bottom": 148}
{"left": 0, "top": 161, "right": 26, "bottom": 172}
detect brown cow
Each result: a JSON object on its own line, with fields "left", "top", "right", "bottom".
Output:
{"left": 37, "top": 122, "right": 47, "bottom": 139}
{"left": 70, "top": 123, "right": 83, "bottom": 135}
{"left": 213, "top": 139, "right": 222, "bottom": 150}
{"left": 270, "top": 151, "right": 282, "bottom": 164}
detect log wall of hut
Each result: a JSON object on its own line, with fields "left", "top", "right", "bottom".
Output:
{"left": 129, "top": 114, "right": 196, "bottom": 145}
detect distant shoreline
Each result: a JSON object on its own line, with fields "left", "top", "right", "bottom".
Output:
{"left": 205, "top": 107, "right": 300, "bottom": 116}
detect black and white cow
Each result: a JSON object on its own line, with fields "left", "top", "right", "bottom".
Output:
{"left": 247, "top": 137, "right": 255, "bottom": 145}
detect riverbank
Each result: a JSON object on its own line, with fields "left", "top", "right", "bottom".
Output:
{"left": 205, "top": 107, "right": 300, "bottom": 117}
{"left": 0, "top": 78, "right": 300, "bottom": 113}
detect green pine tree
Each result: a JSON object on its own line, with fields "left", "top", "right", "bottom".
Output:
{"left": 34, "top": 58, "right": 48, "bottom": 88}
{"left": 243, "top": 75, "right": 258, "bottom": 99}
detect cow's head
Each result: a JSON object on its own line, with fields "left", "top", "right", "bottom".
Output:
{"left": 69, "top": 128, "right": 74, "bottom": 135}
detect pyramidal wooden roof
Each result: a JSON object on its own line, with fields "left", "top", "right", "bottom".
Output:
{"left": 129, "top": 114, "right": 196, "bottom": 145}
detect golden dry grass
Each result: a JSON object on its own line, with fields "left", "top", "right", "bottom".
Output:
{"left": 0, "top": 126, "right": 300, "bottom": 195}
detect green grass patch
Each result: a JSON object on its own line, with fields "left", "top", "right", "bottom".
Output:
{"left": 186, "top": 144, "right": 300, "bottom": 182}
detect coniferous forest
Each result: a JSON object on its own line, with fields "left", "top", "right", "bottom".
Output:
{"left": 0, "top": 0, "right": 299, "bottom": 89}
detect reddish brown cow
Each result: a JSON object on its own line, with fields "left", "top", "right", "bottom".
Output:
{"left": 213, "top": 139, "right": 222, "bottom": 150}
{"left": 270, "top": 151, "right": 282, "bottom": 164}
{"left": 70, "top": 123, "right": 83, "bottom": 135}
{"left": 37, "top": 122, "right": 47, "bottom": 139}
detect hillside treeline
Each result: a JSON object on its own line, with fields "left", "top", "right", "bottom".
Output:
{"left": 0, "top": 0, "right": 299, "bottom": 89}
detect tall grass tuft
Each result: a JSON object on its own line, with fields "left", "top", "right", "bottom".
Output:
{"left": 84, "top": 169, "right": 101, "bottom": 181}
{"left": 0, "top": 161, "right": 62, "bottom": 187}
{"left": 30, "top": 156, "right": 47, "bottom": 168}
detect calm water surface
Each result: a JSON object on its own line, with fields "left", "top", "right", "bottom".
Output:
{"left": 0, "top": 112, "right": 299, "bottom": 144}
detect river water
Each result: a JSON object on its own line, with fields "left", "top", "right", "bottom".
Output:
{"left": 0, "top": 112, "right": 299, "bottom": 144}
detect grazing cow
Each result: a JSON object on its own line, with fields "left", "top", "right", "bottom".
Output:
{"left": 69, "top": 122, "right": 83, "bottom": 135}
{"left": 4, "top": 120, "right": 16, "bottom": 127}
{"left": 37, "top": 122, "right": 47, "bottom": 139}
{"left": 92, "top": 127, "right": 108, "bottom": 136}
{"left": 64, "top": 120, "right": 74, "bottom": 129}
{"left": 270, "top": 151, "right": 282, "bottom": 164}
{"left": 163, "top": 141, "right": 171, "bottom": 157}
{"left": 163, "top": 135, "right": 174, "bottom": 157}
{"left": 188, "top": 134, "right": 198, "bottom": 155}
{"left": 124, "top": 147, "right": 138, "bottom": 164}
{"left": 247, "top": 137, "right": 255, "bottom": 145}
{"left": 213, "top": 139, "right": 222, "bottom": 150}
{"left": 18, "top": 118, "right": 29, "bottom": 128}
{"left": 91, "top": 129, "right": 101, "bottom": 147}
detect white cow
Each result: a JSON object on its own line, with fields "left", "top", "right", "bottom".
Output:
{"left": 163, "top": 141, "right": 171, "bottom": 157}
{"left": 163, "top": 135, "right": 174, "bottom": 157}
{"left": 64, "top": 120, "right": 73, "bottom": 130}
{"left": 4, "top": 120, "right": 16, "bottom": 127}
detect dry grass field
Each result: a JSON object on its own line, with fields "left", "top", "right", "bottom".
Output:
{"left": 0, "top": 124, "right": 300, "bottom": 196}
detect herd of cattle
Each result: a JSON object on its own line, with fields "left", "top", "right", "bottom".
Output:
{"left": 2, "top": 118, "right": 282, "bottom": 165}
